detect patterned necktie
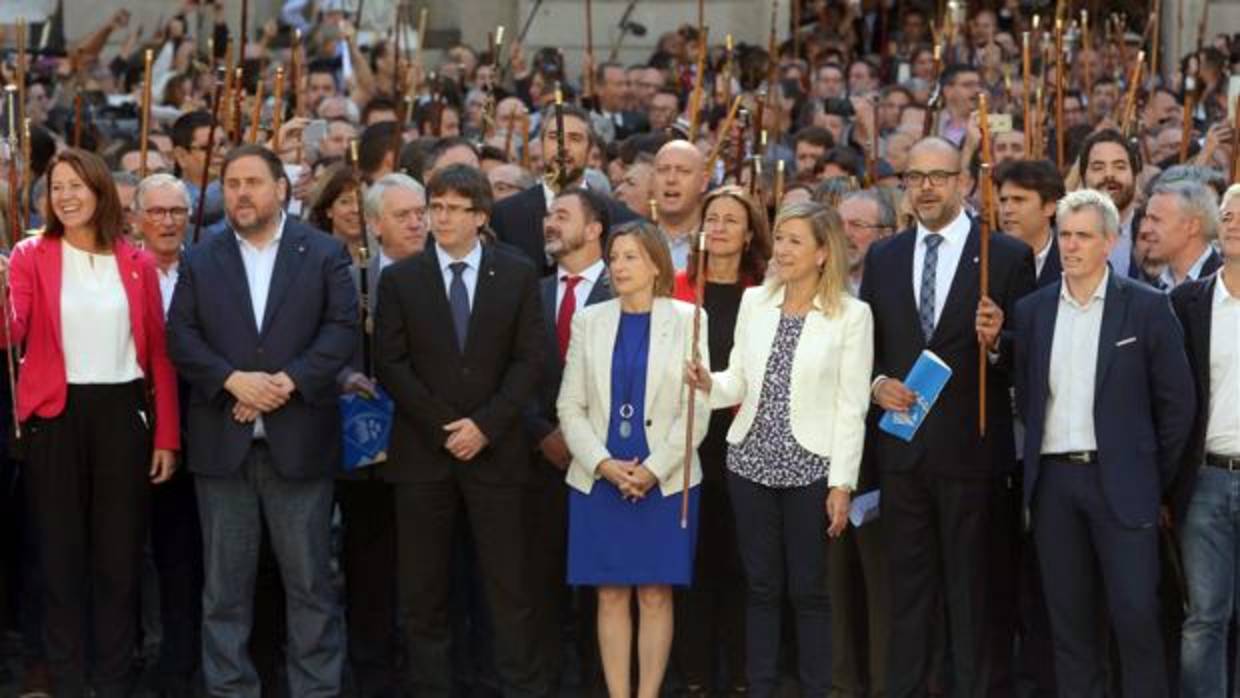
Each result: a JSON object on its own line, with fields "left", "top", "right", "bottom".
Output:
{"left": 919, "top": 234, "right": 944, "bottom": 341}
{"left": 449, "top": 261, "right": 470, "bottom": 352}
{"left": 557, "top": 275, "right": 583, "bottom": 361}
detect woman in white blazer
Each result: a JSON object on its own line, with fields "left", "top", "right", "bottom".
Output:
{"left": 686, "top": 201, "right": 874, "bottom": 698}
{"left": 557, "top": 221, "right": 710, "bottom": 698}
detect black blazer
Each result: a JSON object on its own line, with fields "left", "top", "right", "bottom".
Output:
{"left": 859, "top": 218, "right": 1036, "bottom": 478}
{"left": 1014, "top": 273, "right": 1195, "bottom": 528}
{"left": 598, "top": 110, "right": 652, "bottom": 141}
{"left": 489, "top": 185, "right": 642, "bottom": 275}
{"left": 1169, "top": 274, "right": 1218, "bottom": 519}
{"left": 167, "top": 218, "right": 359, "bottom": 479}
{"left": 374, "top": 243, "right": 545, "bottom": 484}
{"left": 524, "top": 270, "right": 614, "bottom": 446}
{"left": 1036, "top": 234, "right": 1062, "bottom": 289}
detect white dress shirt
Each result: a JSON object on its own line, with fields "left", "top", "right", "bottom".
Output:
{"left": 1207, "top": 271, "right": 1240, "bottom": 455}
{"left": 555, "top": 258, "right": 605, "bottom": 313}
{"left": 378, "top": 249, "right": 396, "bottom": 272}
{"left": 60, "top": 244, "right": 144, "bottom": 384}
{"left": 436, "top": 240, "right": 482, "bottom": 309}
{"left": 1159, "top": 245, "right": 1216, "bottom": 289}
{"left": 1041, "top": 269, "right": 1109, "bottom": 454}
{"left": 664, "top": 230, "right": 693, "bottom": 272}
{"left": 1033, "top": 233, "right": 1054, "bottom": 280}
{"left": 157, "top": 262, "right": 179, "bottom": 318}
{"left": 1110, "top": 215, "right": 1133, "bottom": 277}
{"left": 235, "top": 212, "right": 287, "bottom": 438}
{"left": 913, "top": 208, "right": 972, "bottom": 328}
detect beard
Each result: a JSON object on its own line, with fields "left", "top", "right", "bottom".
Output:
{"left": 228, "top": 203, "right": 278, "bottom": 237}
{"left": 544, "top": 228, "right": 585, "bottom": 259}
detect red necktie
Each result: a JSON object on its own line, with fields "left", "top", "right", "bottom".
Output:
{"left": 557, "top": 275, "right": 583, "bottom": 360}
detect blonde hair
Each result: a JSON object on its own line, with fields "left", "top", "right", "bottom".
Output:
{"left": 769, "top": 201, "right": 851, "bottom": 316}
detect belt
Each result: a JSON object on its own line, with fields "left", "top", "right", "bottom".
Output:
{"left": 1042, "top": 451, "right": 1098, "bottom": 464}
{"left": 1206, "top": 453, "right": 1240, "bottom": 471}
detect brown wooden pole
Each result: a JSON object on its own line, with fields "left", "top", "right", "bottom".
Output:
{"left": 681, "top": 229, "right": 707, "bottom": 528}
{"left": 688, "top": 27, "right": 710, "bottom": 142}
{"left": 1055, "top": 18, "right": 1066, "bottom": 171}
{"left": 705, "top": 95, "right": 743, "bottom": 175}
{"left": 272, "top": 66, "right": 286, "bottom": 151}
{"left": 1022, "top": 32, "right": 1033, "bottom": 155}
{"left": 139, "top": 49, "right": 154, "bottom": 178}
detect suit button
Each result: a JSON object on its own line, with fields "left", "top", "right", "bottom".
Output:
{"left": 645, "top": 419, "right": 652, "bottom": 426}
{"left": 256, "top": 347, "right": 264, "bottom": 355}
{"left": 462, "top": 367, "right": 471, "bottom": 376}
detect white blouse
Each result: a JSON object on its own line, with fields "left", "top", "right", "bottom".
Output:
{"left": 60, "top": 243, "right": 144, "bottom": 384}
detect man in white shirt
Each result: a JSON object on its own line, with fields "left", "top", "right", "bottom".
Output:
{"left": 1145, "top": 179, "right": 1223, "bottom": 290}
{"left": 1012, "top": 189, "right": 1194, "bottom": 698}
{"left": 135, "top": 174, "right": 190, "bottom": 316}
{"left": 653, "top": 140, "right": 709, "bottom": 271}
{"left": 1079, "top": 129, "right": 1140, "bottom": 278}
{"left": 1171, "top": 183, "right": 1240, "bottom": 698}
{"left": 167, "top": 145, "right": 357, "bottom": 698}
{"left": 996, "top": 159, "right": 1066, "bottom": 288}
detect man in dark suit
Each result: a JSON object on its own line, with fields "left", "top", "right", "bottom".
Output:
{"left": 374, "top": 164, "right": 548, "bottom": 697}
{"left": 167, "top": 145, "right": 358, "bottom": 697}
{"left": 993, "top": 158, "right": 1066, "bottom": 697}
{"left": 489, "top": 103, "right": 639, "bottom": 274}
{"left": 1144, "top": 179, "right": 1223, "bottom": 290}
{"left": 1169, "top": 186, "right": 1237, "bottom": 698}
{"left": 859, "top": 136, "right": 1036, "bottom": 698}
{"left": 591, "top": 62, "right": 651, "bottom": 142}
{"left": 1012, "top": 188, "right": 1194, "bottom": 698}
{"left": 523, "top": 187, "right": 614, "bottom": 693}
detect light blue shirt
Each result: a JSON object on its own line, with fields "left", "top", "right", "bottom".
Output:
{"left": 435, "top": 240, "right": 482, "bottom": 309}
{"left": 234, "top": 211, "right": 288, "bottom": 438}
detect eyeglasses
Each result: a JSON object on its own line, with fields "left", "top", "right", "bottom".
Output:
{"left": 144, "top": 206, "right": 190, "bottom": 220}
{"left": 429, "top": 202, "right": 476, "bottom": 217}
{"left": 845, "top": 219, "right": 891, "bottom": 231}
{"left": 903, "top": 170, "right": 960, "bottom": 188}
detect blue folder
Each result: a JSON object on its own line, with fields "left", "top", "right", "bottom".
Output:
{"left": 878, "top": 350, "right": 952, "bottom": 443}
{"left": 340, "top": 386, "right": 394, "bottom": 471}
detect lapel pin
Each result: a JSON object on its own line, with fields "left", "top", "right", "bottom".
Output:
{"left": 131, "top": 271, "right": 139, "bottom": 280}
{"left": 298, "top": 244, "right": 306, "bottom": 253}
{"left": 488, "top": 269, "right": 495, "bottom": 276}
{"left": 973, "top": 256, "right": 979, "bottom": 263}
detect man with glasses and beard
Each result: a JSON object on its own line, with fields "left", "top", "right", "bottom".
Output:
{"left": 167, "top": 145, "right": 357, "bottom": 697}
{"left": 1079, "top": 130, "right": 1142, "bottom": 280}
{"left": 860, "top": 137, "right": 1036, "bottom": 698}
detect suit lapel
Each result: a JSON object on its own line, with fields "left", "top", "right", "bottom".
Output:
{"left": 933, "top": 223, "right": 981, "bottom": 343}
{"left": 1038, "top": 235, "right": 1062, "bottom": 288}
{"left": 592, "top": 301, "right": 620, "bottom": 412}
{"left": 260, "top": 225, "right": 309, "bottom": 336}
{"left": 1094, "top": 274, "right": 1128, "bottom": 394}
{"left": 417, "top": 248, "right": 458, "bottom": 356}
{"left": 1190, "top": 277, "right": 1215, "bottom": 392}
{"left": 644, "top": 299, "right": 673, "bottom": 418}
{"left": 586, "top": 271, "right": 613, "bottom": 304}
{"left": 890, "top": 231, "right": 921, "bottom": 340}
{"left": 211, "top": 234, "right": 259, "bottom": 338}
{"left": 462, "top": 245, "right": 497, "bottom": 355}
{"left": 1035, "top": 284, "right": 1059, "bottom": 405}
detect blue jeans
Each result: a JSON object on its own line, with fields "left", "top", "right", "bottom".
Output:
{"left": 1180, "top": 465, "right": 1240, "bottom": 698}
{"left": 196, "top": 442, "right": 343, "bottom": 698}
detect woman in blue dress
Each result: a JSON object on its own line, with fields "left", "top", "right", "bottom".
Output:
{"left": 557, "top": 221, "right": 710, "bottom": 698}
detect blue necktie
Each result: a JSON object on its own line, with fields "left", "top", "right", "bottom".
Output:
{"left": 919, "top": 234, "right": 944, "bottom": 342}
{"left": 449, "top": 261, "right": 470, "bottom": 352}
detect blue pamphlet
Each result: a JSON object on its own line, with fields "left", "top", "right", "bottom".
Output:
{"left": 849, "top": 490, "right": 881, "bottom": 527}
{"left": 878, "top": 350, "right": 952, "bottom": 442}
{"left": 340, "top": 386, "right": 394, "bottom": 471}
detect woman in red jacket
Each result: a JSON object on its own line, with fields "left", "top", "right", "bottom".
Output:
{"left": 671, "top": 185, "right": 770, "bottom": 696}
{"left": 1, "top": 149, "right": 179, "bottom": 698}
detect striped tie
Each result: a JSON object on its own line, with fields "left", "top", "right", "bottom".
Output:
{"left": 919, "top": 234, "right": 944, "bottom": 342}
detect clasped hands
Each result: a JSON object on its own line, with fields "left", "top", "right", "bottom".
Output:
{"left": 225, "top": 371, "right": 296, "bottom": 423}
{"left": 598, "top": 458, "right": 658, "bottom": 502}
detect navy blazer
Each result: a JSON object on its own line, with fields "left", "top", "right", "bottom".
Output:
{"left": 167, "top": 218, "right": 359, "bottom": 479}
{"left": 374, "top": 242, "right": 545, "bottom": 484}
{"left": 1013, "top": 272, "right": 1195, "bottom": 528}
{"left": 490, "top": 185, "right": 642, "bottom": 275}
{"left": 1036, "top": 234, "right": 1062, "bottom": 289}
{"left": 859, "top": 218, "right": 1036, "bottom": 478}
{"left": 524, "top": 269, "right": 614, "bottom": 446}
{"left": 1169, "top": 274, "right": 1218, "bottom": 520}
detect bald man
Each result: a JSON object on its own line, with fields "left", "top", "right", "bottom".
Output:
{"left": 653, "top": 140, "right": 711, "bottom": 270}
{"left": 860, "top": 137, "right": 1036, "bottom": 698}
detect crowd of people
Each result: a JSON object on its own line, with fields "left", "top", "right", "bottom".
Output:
{"left": 1, "top": 0, "right": 1240, "bottom": 697}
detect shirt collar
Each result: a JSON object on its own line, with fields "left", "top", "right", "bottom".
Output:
{"left": 1214, "top": 269, "right": 1240, "bottom": 306}
{"left": 1160, "top": 246, "right": 1215, "bottom": 287}
{"left": 916, "top": 207, "right": 971, "bottom": 248}
{"left": 233, "top": 210, "right": 287, "bottom": 252}
{"left": 378, "top": 249, "right": 396, "bottom": 270}
{"left": 435, "top": 239, "right": 482, "bottom": 272}
{"left": 1060, "top": 267, "right": 1110, "bottom": 309}
{"left": 559, "top": 258, "right": 605, "bottom": 285}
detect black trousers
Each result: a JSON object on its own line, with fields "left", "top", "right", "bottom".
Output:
{"left": 883, "top": 468, "right": 991, "bottom": 698}
{"left": 24, "top": 382, "right": 152, "bottom": 697}
{"left": 338, "top": 477, "right": 400, "bottom": 697}
{"left": 827, "top": 509, "right": 889, "bottom": 698}
{"left": 149, "top": 466, "right": 203, "bottom": 684}
{"left": 674, "top": 479, "right": 747, "bottom": 692}
{"left": 395, "top": 476, "right": 545, "bottom": 697}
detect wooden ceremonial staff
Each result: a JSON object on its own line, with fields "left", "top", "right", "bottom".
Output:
{"left": 248, "top": 76, "right": 265, "bottom": 144}
{"left": 773, "top": 159, "right": 785, "bottom": 208}
{"left": 21, "top": 119, "right": 30, "bottom": 231}
{"left": 1120, "top": 52, "right": 1145, "bottom": 138}
{"left": 272, "top": 65, "right": 286, "bottom": 151}
{"left": 584, "top": 0, "right": 595, "bottom": 103}
{"left": 681, "top": 229, "right": 707, "bottom": 528}
{"left": 15, "top": 19, "right": 26, "bottom": 228}
{"left": 550, "top": 85, "right": 571, "bottom": 191}
{"left": 763, "top": 1, "right": 779, "bottom": 145}
{"left": 922, "top": 43, "right": 943, "bottom": 138}
{"left": 705, "top": 95, "right": 743, "bottom": 176}
{"left": 233, "top": 66, "right": 246, "bottom": 145}
{"left": 688, "top": 28, "right": 710, "bottom": 142}
{"left": 290, "top": 29, "right": 305, "bottom": 118}
{"left": 520, "top": 112, "right": 532, "bottom": 170}
{"left": 977, "top": 92, "right": 994, "bottom": 438}
{"left": 1022, "top": 32, "right": 1032, "bottom": 155}
{"left": 721, "top": 34, "right": 734, "bottom": 107}
{"left": 350, "top": 140, "right": 375, "bottom": 373}
{"left": 139, "top": 49, "right": 154, "bottom": 178}
{"left": 192, "top": 71, "right": 226, "bottom": 245}
{"left": 1055, "top": 18, "right": 1065, "bottom": 171}
{"left": 1148, "top": 0, "right": 1161, "bottom": 87}
{"left": 4, "top": 87, "right": 22, "bottom": 438}
{"left": 1180, "top": 72, "right": 1197, "bottom": 163}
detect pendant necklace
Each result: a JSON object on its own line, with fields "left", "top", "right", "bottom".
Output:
{"left": 616, "top": 314, "right": 651, "bottom": 440}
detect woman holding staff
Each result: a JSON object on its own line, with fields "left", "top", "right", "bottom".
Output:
{"left": 685, "top": 201, "right": 873, "bottom": 698}
{"left": 558, "top": 221, "right": 709, "bottom": 698}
